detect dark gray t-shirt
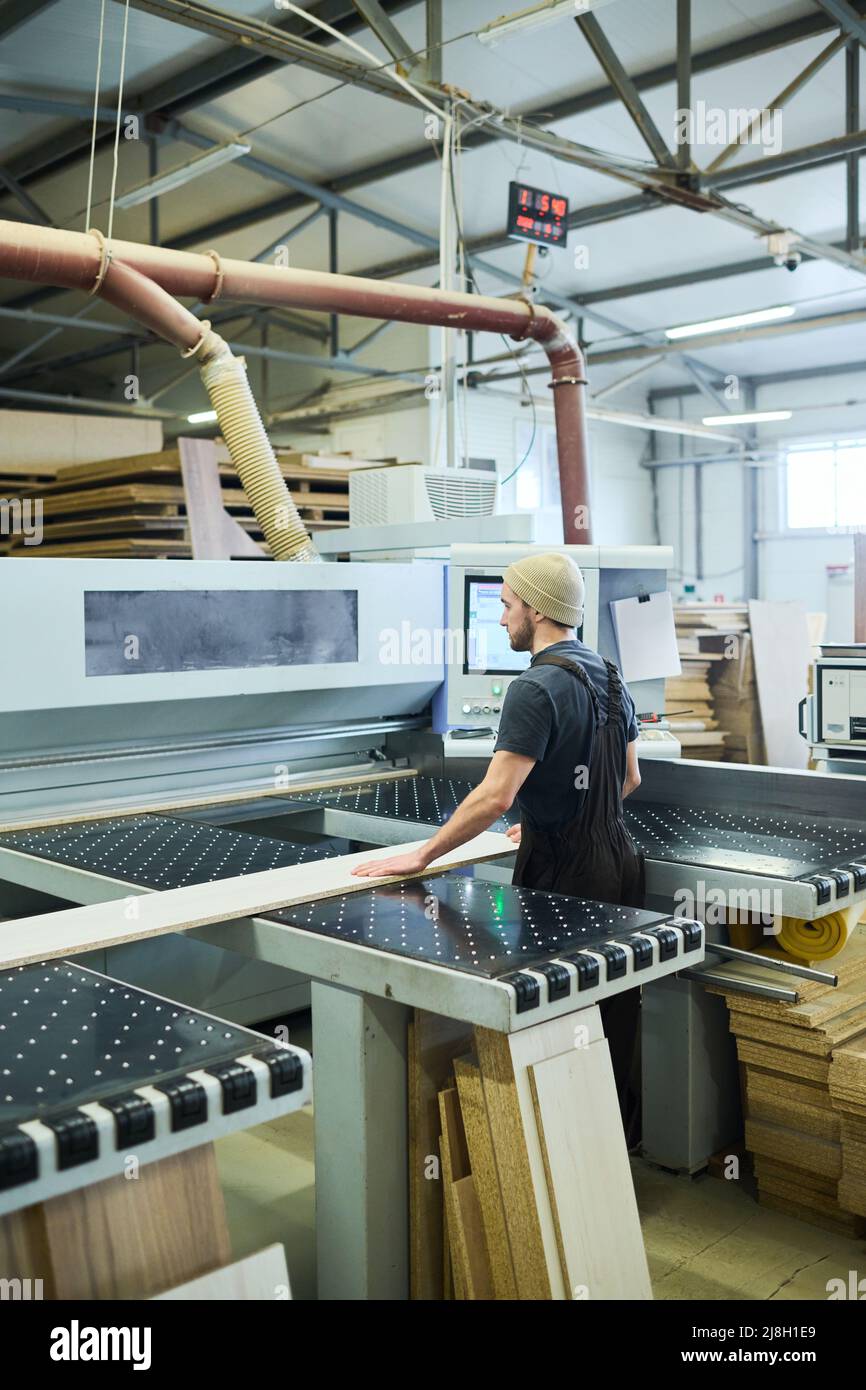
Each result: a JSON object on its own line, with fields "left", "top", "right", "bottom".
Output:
{"left": 493, "top": 639, "right": 638, "bottom": 832}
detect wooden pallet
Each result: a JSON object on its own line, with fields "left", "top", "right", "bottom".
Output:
{"left": 1, "top": 444, "right": 353, "bottom": 557}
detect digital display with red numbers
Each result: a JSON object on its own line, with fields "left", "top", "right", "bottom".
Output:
{"left": 506, "top": 181, "right": 568, "bottom": 247}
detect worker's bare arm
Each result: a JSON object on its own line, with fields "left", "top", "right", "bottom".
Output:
{"left": 350, "top": 751, "right": 534, "bottom": 877}
{"left": 623, "top": 741, "right": 641, "bottom": 798}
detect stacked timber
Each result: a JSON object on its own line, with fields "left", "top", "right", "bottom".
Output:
{"left": 0, "top": 447, "right": 358, "bottom": 557}
{"left": 667, "top": 604, "right": 765, "bottom": 762}
{"left": 829, "top": 1038, "right": 866, "bottom": 1218}
{"left": 707, "top": 927, "right": 866, "bottom": 1236}
{"left": 409, "top": 1011, "right": 651, "bottom": 1301}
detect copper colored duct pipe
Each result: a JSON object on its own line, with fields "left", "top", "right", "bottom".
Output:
{"left": 0, "top": 220, "right": 592, "bottom": 542}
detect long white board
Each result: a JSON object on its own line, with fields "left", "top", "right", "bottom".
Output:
{"left": 0, "top": 832, "right": 513, "bottom": 970}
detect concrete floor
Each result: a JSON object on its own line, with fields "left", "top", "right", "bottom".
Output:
{"left": 215, "top": 1113, "right": 866, "bottom": 1301}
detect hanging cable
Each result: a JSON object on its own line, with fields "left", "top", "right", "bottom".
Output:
{"left": 106, "top": 0, "right": 131, "bottom": 242}
{"left": 84, "top": 0, "right": 108, "bottom": 231}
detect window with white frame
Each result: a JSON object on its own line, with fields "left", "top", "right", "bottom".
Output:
{"left": 508, "top": 420, "right": 560, "bottom": 511}
{"left": 785, "top": 440, "right": 866, "bottom": 530}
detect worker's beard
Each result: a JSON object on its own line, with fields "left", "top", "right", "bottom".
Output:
{"left": 508, "top": 612, "right": 535, "bottom": 652}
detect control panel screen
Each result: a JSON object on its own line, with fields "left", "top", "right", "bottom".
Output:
{"left": 464, "top": 576, "right": 531, "bottom": 675}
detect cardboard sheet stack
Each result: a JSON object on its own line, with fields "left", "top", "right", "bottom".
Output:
{"left": 667, "top": 604, "right": 765, "bottom": 762}
{"left": 708, "top": 926, "right": 866, "bottom": 1236}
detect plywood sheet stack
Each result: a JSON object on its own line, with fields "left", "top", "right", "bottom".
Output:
{"left": 829, "top": 1038, "right": 866, "bottom": 1218}
{"left": 707, "top": 929, "right": 866, "bottom": 1235}
{"left": 668, "top": 604, "right": 765, "bottom": 762}
{"left": 409, "top": 1009, "right": 651, "bottom": 1301}
{"left": 0, "top": 448, "right": 356, "bottom": 557}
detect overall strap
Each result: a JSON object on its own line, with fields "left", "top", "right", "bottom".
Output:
{"left": 604, "top": 659, "right": 624, "bottom": 725}
{"left": 530, "top": 652, "right": 601, "bottom": 723}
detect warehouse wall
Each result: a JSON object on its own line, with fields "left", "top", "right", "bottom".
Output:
{"left": 650, "top": 368, "right": 866, "bottom": 637}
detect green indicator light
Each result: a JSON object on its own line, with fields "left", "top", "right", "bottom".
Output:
{"left": 492, "top": 682, "right": 503, "bottom": 696}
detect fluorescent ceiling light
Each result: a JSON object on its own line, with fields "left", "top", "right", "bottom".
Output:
{"left": 187, "top": 409, "right": 218, "bottom": 424}
{"left": 114, "top": 143, "right": 251, "bottom": 210}
{"left": 477, "top": 0, "right": 597, "bottom": 45}
{"left": 665, "top": 305, "right": 795, "bottom": 340}
{"left": 702, "top": 410, "right": 792, "bottom": 425}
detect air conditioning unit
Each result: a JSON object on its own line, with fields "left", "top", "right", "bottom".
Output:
{"left": 349, "top": 465, "right": 498, "bottom": 527}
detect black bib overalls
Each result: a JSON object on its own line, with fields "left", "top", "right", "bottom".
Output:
{"left": 510, "top": 652, "right": 645, "bottom": 1144}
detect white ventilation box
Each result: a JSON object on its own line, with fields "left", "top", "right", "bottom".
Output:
{"left": 349, "top": 465, "right": 498, "bottom": 527}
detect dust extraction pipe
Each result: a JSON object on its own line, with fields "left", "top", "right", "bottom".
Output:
{"left": 0, "top": 220, "right": 592, "bottom": 544}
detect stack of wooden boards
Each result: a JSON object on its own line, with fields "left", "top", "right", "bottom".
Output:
{"left": 0, "top": 448, "right": 358, "bottom": 557}
{"left": 707, "top": 926, "right": 866, "bottom": 1237}
{"left": 409, "top": 1010, "right": 651, "bottom": 1301}
{"left": 830, "top": 1038, "right": 866, "bottom": 1218}
{"left": 667, "top": 604, "right": 765, "bottom": 762}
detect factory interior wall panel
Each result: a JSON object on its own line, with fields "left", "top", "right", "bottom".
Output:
{"left": 331, "top": 403, "right": 430, "bottom": 469}
{"left": 586, "top": 411, "right": 655, "bottom": 547}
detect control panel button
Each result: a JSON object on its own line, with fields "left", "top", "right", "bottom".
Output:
{"left": 462, "top": 703, "right": 471, "bottom": 714}
{"left": 482, "top": 705, "right": 491, "bottom": 714}
{"left": 472, "top": 705, "right": 481, "bottom": 714}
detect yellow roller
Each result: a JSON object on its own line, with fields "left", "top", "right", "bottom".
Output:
{"left": 775, "top": 906, "right": 857, "bottom": 962}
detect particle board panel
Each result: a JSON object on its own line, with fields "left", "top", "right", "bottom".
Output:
{"left": 753, "top": 1157, "right": 837, "bottom": 1197}
{"left": 451, "top": 1176, "right": 494, "bottom": 1301}
{"left": 0, "top": 831, "right": 513, "bottom": 970}
{"left": 408, "top": 1011, "right": 473, "bottom": 1301}
{"left": 736, "top": 1038, "right": 830, "bottom": 1084}
{"left": 727, "top": 1004, "right": 866, "bottom": 1054}
{"left": 438, "top": 1089, "right": 467, "bottom": 1300}
{"left": 838, "top": 1173, "right": 866, "bottom": 1216}
{"left": 745, "top": 1118, "right": 842, "bottom": 1179}
{"left": 474, "top": 1026, "right": 552, "bottom": 1301}
{"left": 528, "top": 1042, "right": 652, "bottom": 1302}
{"left": 453, "top": 1055, "right": 516, "bottom": 1300}
{"left": 746, "top": 1068, "right": 832, "bottom": 1110}
{"left": 746, "top": 1092, "right": 840, "bottom": 1141}
{"left": 757, "top": 1190, "right": 865, "bottom": 1239}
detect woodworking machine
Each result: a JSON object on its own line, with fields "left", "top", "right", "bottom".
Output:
{"left": 2, "top": 550, "right": 866, "bottom": 1210}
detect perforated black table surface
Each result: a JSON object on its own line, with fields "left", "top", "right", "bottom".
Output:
{"left": 0, "top": 960, "right": 285, "bottom": 1130}
{"left": 624, "top": 801, "right": 866, "bottom": 880}
{"left": 282, "top": 775, "right": 517, "bottom": 832}
{"left": 270, "top": 878, "right": 667, "bottom": 979}
{"left": 0, "top": 813, "right": 336, "bottom": 890}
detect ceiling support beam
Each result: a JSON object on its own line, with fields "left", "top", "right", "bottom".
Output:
{"left": 847, "top": 41, "right": 862, "bottom": 249}
{"left": 812, "top": 0, "right": 866, "bottom": 47}
{"left": 576, "top": 10, "right": 676, "bottom": 168}
{"left": 705, "top": 31, "right": 847, "bottom": 173}
{"left": 0, "top": 167, "right": 51, "bottom": 225}
{"left": 0, "top": 0, "right": 60, "bottom": 38}
{"left": 676, "top": 0, "right": 692, "bottom": 173}
{"left": 350, "top": 0, "right": 416, "bottom": 67}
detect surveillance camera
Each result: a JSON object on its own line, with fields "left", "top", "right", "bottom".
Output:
{"left": 773, "top": 249, "right": 801, "bottom": 271}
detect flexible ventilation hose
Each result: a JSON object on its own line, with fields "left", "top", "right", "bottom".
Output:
{"left": 193, "top": 326, "right": 320, "bottom": 563}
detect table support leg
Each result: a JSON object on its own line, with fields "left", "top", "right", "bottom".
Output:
{"left": 312, "top": 982, "right": 410, "bottom": 1300}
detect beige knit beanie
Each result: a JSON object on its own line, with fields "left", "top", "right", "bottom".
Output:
{"left": 503, "top": 552, "right": 585, "bottom": 627}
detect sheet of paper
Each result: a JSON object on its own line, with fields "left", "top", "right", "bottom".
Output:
{"left": 609, "top": 591, "right": 681, "bottom": 684}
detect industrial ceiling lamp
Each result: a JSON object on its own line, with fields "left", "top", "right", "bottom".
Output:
{"left": 476, "top": 0, "right": 614, "bottom": 45}
{"left": 702, "top": 410, "right": 793, "bottom": 425}
{"left": 665, "top": 305, "right": 795, "bottom": 340}
{"left": 114, "top": 144, "right": 251, "bottom": 211}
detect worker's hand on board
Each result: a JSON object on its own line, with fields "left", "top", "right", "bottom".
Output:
{"left": 506, "top": 824, "right": 522, "bottom": 845}
{"left": 350, "top": 847, "right": 432, "bottom": 879}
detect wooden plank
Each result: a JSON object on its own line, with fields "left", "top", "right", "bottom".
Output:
{"left": 18, "top": 1145, "right": 231, "bottom": 1299}
{"left": 179, "top": 436, "right": 263, "bottom": 560}
{"left": 528, "top": 1041, "right": 652, "bottom": 1301}
{"left": 153, "top": 1243, "right": 289, "bottom": 1300}
{"left": 0, "top": 410, "right": 161, "bottom": 470}
{"left": 474, "top": 1027, "right": 552, "bottom": 1300}
{"left": 0, "top": 766, "right": 419, "bottom": 834}
{"left": 438, "top": 1089, "right": 467, "bottom": 1299}
{"left": 453, "top": 1055, "right": 516, "bottom": 1299}
{"left": 0, "top": 831, "right": 512, "bottom": 970}
{"left": 451, "top": 1176, "right": 494, "bottom": 1300}
{"left": 408, "top": 1012, "right": 473, "bottom": 1301}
